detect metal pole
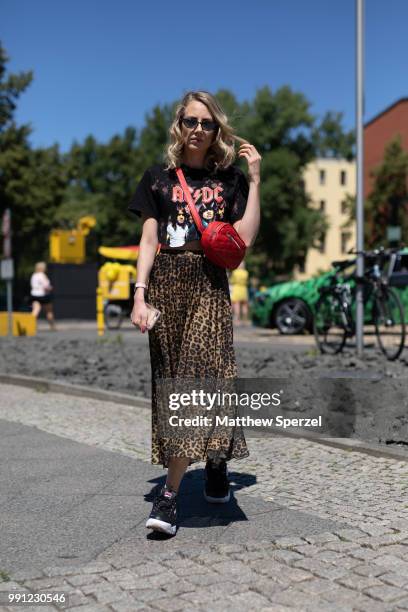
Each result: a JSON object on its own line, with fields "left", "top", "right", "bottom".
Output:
{"left": 2, "top": 208, "right": 13, "bottom": 336}
{"left": 7, "top": 278, "right": 13, "bottom": 336}
{"left": 356, "top": 0, "right": 365, "bottom": 357}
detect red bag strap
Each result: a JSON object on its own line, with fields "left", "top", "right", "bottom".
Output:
{"left": 175, "top": 167, "right": 205, "bottom": 234}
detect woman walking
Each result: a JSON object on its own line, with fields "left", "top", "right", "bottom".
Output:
{"left": 30, "top": 262, "right": 57, "bottom": 330}
{"left": 128, "top": 90, "right": 261, "bottom": 536}
{"left": 230, "top": 260, "right": 250, "bottom": 325}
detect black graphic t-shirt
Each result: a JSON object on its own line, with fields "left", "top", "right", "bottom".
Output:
{"left": 127, "top": 162, "right": 249, "bottom": 248}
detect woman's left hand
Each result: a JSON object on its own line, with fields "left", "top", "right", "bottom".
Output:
{"left": 238, "top": 143, "right": 262, "bottom": 183}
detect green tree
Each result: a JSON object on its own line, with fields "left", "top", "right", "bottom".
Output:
{"left": 0, "top": 43, "right": 33, "bottom": 129}
{"left": 365, "top": 136, "right": 408, "bottom": 248}
{"left": 0, "top": 42, "right": 67, "bottom": 287}
{"left": 138, "top": 103, "right": 175, "bottom": 168}
{"left": 231, "top": 86, "right": 328, "bottom": 281}
{"left": 312, "top": 111, "right": 355, "bottom": 161}
{"left": 60, "top": 124, "right": 159, "bottom": 256}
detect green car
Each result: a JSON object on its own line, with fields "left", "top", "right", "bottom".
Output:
{"left": 250, "top": 249, "right": 408, "bottom": 335}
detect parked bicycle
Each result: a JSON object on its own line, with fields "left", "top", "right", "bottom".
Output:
{"left": 313, "top": 247, "right": 406, "bottom": 360}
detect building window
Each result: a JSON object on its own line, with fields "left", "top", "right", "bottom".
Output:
{"left": 318, "top": 232, "right": 326, "bottom": 254}
{"left": 298, "top": 260, "right": 305, "bottom": 273}
{"left": 319, "top": 200, "right": 325, "bottom": 212}
{"left": 319, "top": 169, "right": 326, "bottom": 185}
{"left": 341, "top": 231, "right": 351, "bottom": 254}
{"left": 340, "top": 200, "right": 348, "bottom": 214}
{"left": 340, "top": 170, "right": 347, "bottom": 186}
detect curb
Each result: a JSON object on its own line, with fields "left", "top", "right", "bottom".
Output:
{"left": 1, "top": 373, "right": 408, "bottom": 463}
{"left": 246, "top": 427, "right": 408, "bottom": 462}
{"left": 0, "top": 373, "right": 150, "bottom": 411}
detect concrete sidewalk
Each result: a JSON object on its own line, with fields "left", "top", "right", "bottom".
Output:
{"left": 1, "top": 383, "right": 408, "bottom": 611}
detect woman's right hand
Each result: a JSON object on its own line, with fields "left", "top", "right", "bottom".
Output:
{"left": 130, "top": 298, "right": 149, "bottom": 333}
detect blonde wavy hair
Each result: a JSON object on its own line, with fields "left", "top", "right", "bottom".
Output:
{"left": 164, "top": 90, "right": 247, "bottom": 173}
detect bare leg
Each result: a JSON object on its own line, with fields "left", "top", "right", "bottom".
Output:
{"left": 31, "top": 301, "right": 41, "bottom": 318}
{"left": 241, "top": 300, "right": 249, "bottom": 323}
{"left": 232, "top": 301, "right": 241, "bottom": 325}
{"left": 44, "top": 304, "right": 56, "bottom": 330}
{"left": 166, "top": 457, "right": 190, "bottom": 492}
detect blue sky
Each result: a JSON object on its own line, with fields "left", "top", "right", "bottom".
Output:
{"left": 2, "top": 0, "right": 408, "bottom": 152}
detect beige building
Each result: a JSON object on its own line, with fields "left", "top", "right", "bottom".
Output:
{"left": 293, "top": 158, "right": 356, "bottom": 281}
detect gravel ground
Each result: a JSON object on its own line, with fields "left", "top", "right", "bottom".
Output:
{"left": 1, "top": 331, "right": 408, "bottom": 451}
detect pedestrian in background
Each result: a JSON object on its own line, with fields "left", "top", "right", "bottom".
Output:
{"left": 230, "top": 260, "right": 250, "bottom": 325}
{"left": 30, "top": 262, "right": 57, "bottom": 330}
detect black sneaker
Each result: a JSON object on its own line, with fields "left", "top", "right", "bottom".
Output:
{"left": 146, "top": 485, "right": 177, "bottom": 535}
{"left": 204, "top": 458, "right": 231, "bottom": 503}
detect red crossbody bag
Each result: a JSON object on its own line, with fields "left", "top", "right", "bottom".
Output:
{"left": 175, "top": 167, "right": 246, "bottom": 270}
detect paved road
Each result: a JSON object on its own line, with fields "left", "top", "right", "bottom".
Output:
{"left": 1, "top": 383, "right": 408, "bottom": 611}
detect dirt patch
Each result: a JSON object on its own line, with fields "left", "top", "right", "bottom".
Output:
{"left": 1, "top": 332, "right": 408, "bottom": 451}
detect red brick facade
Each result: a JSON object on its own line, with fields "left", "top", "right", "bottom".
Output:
{"left": 364, "top": 98, "right": 408, "bottom": 198}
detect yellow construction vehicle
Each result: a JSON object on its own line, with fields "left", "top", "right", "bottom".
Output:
{"left": 50, "top": 215, "right": 96, "bottom": 264}
{"left": 98, "top": 245, "right": 139, "bottom": 330}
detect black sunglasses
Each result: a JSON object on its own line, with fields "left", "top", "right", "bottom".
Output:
{"left": 181, "top": 116, "right": 218, "bottom": 132}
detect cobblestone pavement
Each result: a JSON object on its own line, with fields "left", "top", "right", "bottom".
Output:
{"left": 1, "top": 382, "right": 408, "bottom": 611}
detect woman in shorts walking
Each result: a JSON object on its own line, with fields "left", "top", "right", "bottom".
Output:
{"left": 128, "top": 90, "right": 261, "bottom": 535}
{"left": 30, "top": 262, "right": 57, "bottom": 330}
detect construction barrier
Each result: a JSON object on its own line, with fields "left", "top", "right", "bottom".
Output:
{"left": 0, "top": 312, "right": 37, "bottom": 336}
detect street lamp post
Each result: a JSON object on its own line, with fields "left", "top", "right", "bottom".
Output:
{"left": 355, "top": 0, "right": 365, "bottom": 357}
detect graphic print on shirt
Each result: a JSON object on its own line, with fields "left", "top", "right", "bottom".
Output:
{"left": 166, "top": 206, "right": 190, "bottom": 247}
{"left": 165, "top": 182, "right": 226, "bottom": 246}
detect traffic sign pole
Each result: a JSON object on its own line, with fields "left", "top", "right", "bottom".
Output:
{"left": 1, "top": 209, "right": 13, "bottom": 336}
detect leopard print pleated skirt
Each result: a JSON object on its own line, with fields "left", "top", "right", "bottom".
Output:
{"left": 146, "top": 250, "right": 250, "bottom": 469}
